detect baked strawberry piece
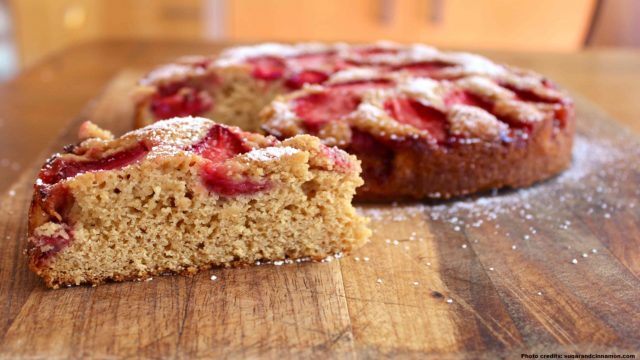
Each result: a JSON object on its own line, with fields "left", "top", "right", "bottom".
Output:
{"left": 28, "top": 117, "right": 370, "bottom": 288}
{"left": 262, "top": 62, "right": 574, "bottom": 200}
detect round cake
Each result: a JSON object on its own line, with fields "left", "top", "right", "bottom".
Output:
{"left": 133, "top": 43, "right": 575, "bottom": 200}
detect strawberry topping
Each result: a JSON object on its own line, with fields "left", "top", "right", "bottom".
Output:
{"left": 384, "top": 97, "right": 448, "bottom": 143}
{"left": 328, "top": 79, "right": 395, "bottom": 92}
{"left": 501, "top": 83, "right": 560, "bottom": 104}
{"left": 391, "top": 61, "right": 454, "bottom": 77}
{"left": 191, "top": 124, "right": 252, "bottom": 162}
{"left": 444, "top": 89, "right": 535, "bottom": 132}
{"left": 33, "top": 143, "right": 150, "bottom": 261}
{"left": 157, "top": 81, "right": 187, "bottom": 96}
{"left": 444, "top": 89, "right": 490, "bottom": 109}
{"left": 191, "top": 124, "right": 270, "bottom": 196}
{"left": 285, "top": 70, "right": 329, "bottom": 90}
{"left": 151, "top": 87, "right": 213, "bottom": 120}
{"left": 499, "top": 83, "right": 573, "bottom": 129}
{"left": 293, "top": 91, "right": 361, "bottom": 133}
{"left": 355, "top": 47, "right": 400, "bottom": 56}
{"left": 292, "top": 80, "right": 395, "bottom": 132}
{"left": 200, "top": 164, "right": 270, "bottom": 196}
{"left": 248, "top": 56, "right": 286, "bottom": 81}
{"left": 288, "top": 51, "right": 337, "bottom": 69}
{"left": 39, "top": 141, "right": 151, "bottom": 186}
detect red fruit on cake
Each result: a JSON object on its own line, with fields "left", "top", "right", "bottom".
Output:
{"left": 27, "top": 117, "right": 370, "bottom": 288}
{"left": 132, "top": 43, "right": 388, "bottom": 131}
{"left": 133, "top": 42, "right": 575, "bottom": 200}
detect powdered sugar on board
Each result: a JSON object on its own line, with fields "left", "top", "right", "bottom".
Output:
{"left": 357, "top": 133, "right": 639, "bottom": 249}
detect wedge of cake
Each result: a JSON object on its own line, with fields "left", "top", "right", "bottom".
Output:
{"left": 27, "top": 117, "right": 370, "bottom": 288}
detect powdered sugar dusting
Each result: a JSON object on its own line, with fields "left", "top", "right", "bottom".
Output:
{"left": 246, "top": 146, "right": 300, "bottom": 162}
{"left": 448, "top": 104, "right": 507, "bottom": 140}
{"left": 128, "top": 116, "right": 211, "bottom": 149}
{"left": 400, "top": 78, "right": 441, "bottom": 102}
{"left": 555, "top": 135, "right": 623, "bottom": 182}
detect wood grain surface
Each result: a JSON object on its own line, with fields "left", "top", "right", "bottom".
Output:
{"left": 0, "top": 42, "right": 639, "bottom": 359}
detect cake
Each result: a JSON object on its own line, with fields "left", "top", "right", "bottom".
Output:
{"left": 132, "top": 42, "right": 574, "bottom": 200}
{"left": 27, "top": 117, "right": 370, "bottom": 288}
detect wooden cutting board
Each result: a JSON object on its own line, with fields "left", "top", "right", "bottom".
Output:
{"left": 0, "top": 71, "right": 638, "bottom": 359}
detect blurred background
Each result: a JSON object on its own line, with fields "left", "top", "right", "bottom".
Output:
{"left": 0, "top": 0, "right": 639, "bottom": 82}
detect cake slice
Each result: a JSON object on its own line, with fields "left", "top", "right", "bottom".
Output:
{"left": 27, "top": 117, "right": 370, "bottom": 288}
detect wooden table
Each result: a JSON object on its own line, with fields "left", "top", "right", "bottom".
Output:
{"left": 0, "top": 40, "right": 639, "bottom": 358}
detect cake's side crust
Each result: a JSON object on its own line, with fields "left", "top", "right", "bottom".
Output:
{"left": 352, "top": 116, "right": 574, "bottom": 201}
